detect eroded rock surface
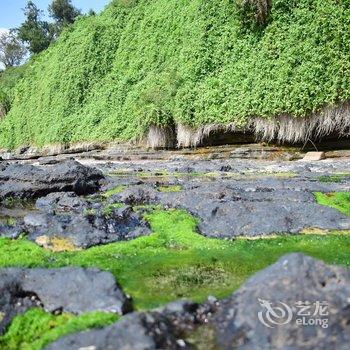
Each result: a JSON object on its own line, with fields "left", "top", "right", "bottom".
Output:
{"left": 0, "top": 223, "right": 22, "bottom": 239}
{"left": 0, "top": 160, "right": 104, "bottom": 201}
{"left": 0, "top": 267, "right": 132, "bottom": 335}
{"left": 158, "top": 180, "right": 350, "bottom": 237}
{"left": 210, "top": 253, "right": 350, "bottom": 349}
{"left": 1, "top": 156, "right": 349, "bottom": 243}
{"left": 35, "top": 192, "right": 88, "bottom": 213}
{"left": 45, "top": 254, "right": 350, "bottom": 350}
{"left": 107, "top": 176, "right": 350, "bottom": 238}
{"left": 24, "top": 205, "right": 151, "bottom": 249}
{"left": 100, "top": 157, "right": 350, "bottom": 237}
{"left": 46, "top": 300, "right": 213, "bottom": 350}
{"left": 109, "top": 185, "right": 159, "bottom": 205}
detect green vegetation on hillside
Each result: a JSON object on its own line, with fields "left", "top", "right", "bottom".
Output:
{"left": 0, "top": 65, "right": 28, "bottom": 117}
{"left": 0, "top": 0, "right": 349, "bottom": 148}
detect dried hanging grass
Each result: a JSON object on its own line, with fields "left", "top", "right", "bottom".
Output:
{"left": 175, "top": 102, "right": 350, "bottom": 148}
{"left": 147, "top": 125, "right": 176, "bottom": 149}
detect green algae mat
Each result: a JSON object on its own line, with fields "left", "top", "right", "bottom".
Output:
{"left": 0, "top": 193, "right": 349, "bottom": 349}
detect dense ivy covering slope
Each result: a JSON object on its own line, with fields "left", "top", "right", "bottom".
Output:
{"left": 0, "top": 65, "right": 28, "bottom": 118}
{"left": 0, "top": 0, "right": 349, "bottom": 148}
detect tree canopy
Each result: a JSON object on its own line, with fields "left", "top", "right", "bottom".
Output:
{"left": 17, "top": 1, "right": 52, "bottom": 55}
{"left": 17, "top": 0, "right": 82, "bottom": 55}
{"left": 49, "top": 0, "right": 81, "bottom": 36}
{"left": 0, "top": 31, "right": 27, "bottom": 68}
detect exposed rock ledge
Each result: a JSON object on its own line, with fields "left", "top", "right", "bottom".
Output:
{"left": 0, "top": 160, "right": 104, "bottom": 201}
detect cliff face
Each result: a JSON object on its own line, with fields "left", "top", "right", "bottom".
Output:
{"left": 0, "top": 0, "right": 349, "bottom": 149}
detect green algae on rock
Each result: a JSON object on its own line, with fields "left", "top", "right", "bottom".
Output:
{"left": 102, "top": 186, "right": 127, "bottom": 198}
{"left": 0, "top": 209, "right": 350, "bottom": 311}
{"left": 315, "top": 192, "right": 350, "bottom": 217}
{"left": 157, "top": 185, "right": 183, "bottom": 193}
{"left": 0, "top": 309, "right": 118, "bottom": 350}
{"left": 318, "top": 173, "right": 350, "bottom": 184}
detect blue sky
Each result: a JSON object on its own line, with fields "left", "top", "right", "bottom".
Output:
{"left": 0, "top": 0, "right": 111, "bottom": 29}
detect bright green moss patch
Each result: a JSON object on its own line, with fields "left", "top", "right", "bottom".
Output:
{"left": 318, "top": 173, "right": 350, "bottom": 183}
{"left": 6, "top": 218, "right": 17, "bottom": 226}
{"left": 1, "top": 218, "right": 17, "bottom": 226}
{"left": 242, "top": 171, "right": 298, "bottom": 180}
{"left": 157, "top": 185, "right": 183, "bottom": 193}
{"left": 0, "top": 308, "right": 118, "bottom": 350}
{"left": 103, "top": 203, "right": 126, "bottom": 216}
{"left": 102, "top": 185, "right": 127, "bottom": 198}
{"left": 0, "top": 209, "right": 349, "bottom": 311}
{"left": 315, "top": 192, "right": 350, "bottom": 216}
{"left": 83, "top": 208, "right": 97, "bottom": 217}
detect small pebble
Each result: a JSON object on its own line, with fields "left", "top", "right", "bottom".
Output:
{"left": 176, "top": 339, "right": 186, "bottom": 347}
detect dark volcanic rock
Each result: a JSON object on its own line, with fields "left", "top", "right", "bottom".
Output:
{"left": 45, "top": 300, "right": 213, "bottom": 350}
{"left": 0, "top": 223, "right": 23, "bottom": 239}
{"left": 112, "top": 185, "right": 159, "bottom": 205}
{"left": 35, "top": 192, "right": 88, "bottom": 213}
{"left": 24, "top": 206, "right": 151, "bottom": 249}
{"left": 209, "top": 253, "right": 350, "bottom": 349}
{"left": 46, "top": 254, "right": 350, "bottom": 350}
{"left": 0, "top": 162, "right": 8, "bottom": 171}
{"left": 0, "top": 267, "right": 131, "bottom": 335}
{"left": 219, "top": 165, "right": 232, "bottom": 172}
{"left": 159, "top": 180, "right": 350, "bottom": 237}
{"left": 37, "top": 157, "right": 63, "bottom": 165}
{"left": 22, "top": 268, "right": 132, "bottom": 315}
{"left": 176, "top": 165, "right": 195, "bottom": 173}
{"left": 46, "top": 314, "right": 160, "bottom": 350}
{"left": 0, "top": 160, "right": 104, "bottom": 201}
{"left": 0, "top": 270, "right": 39, "bottom": 335}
